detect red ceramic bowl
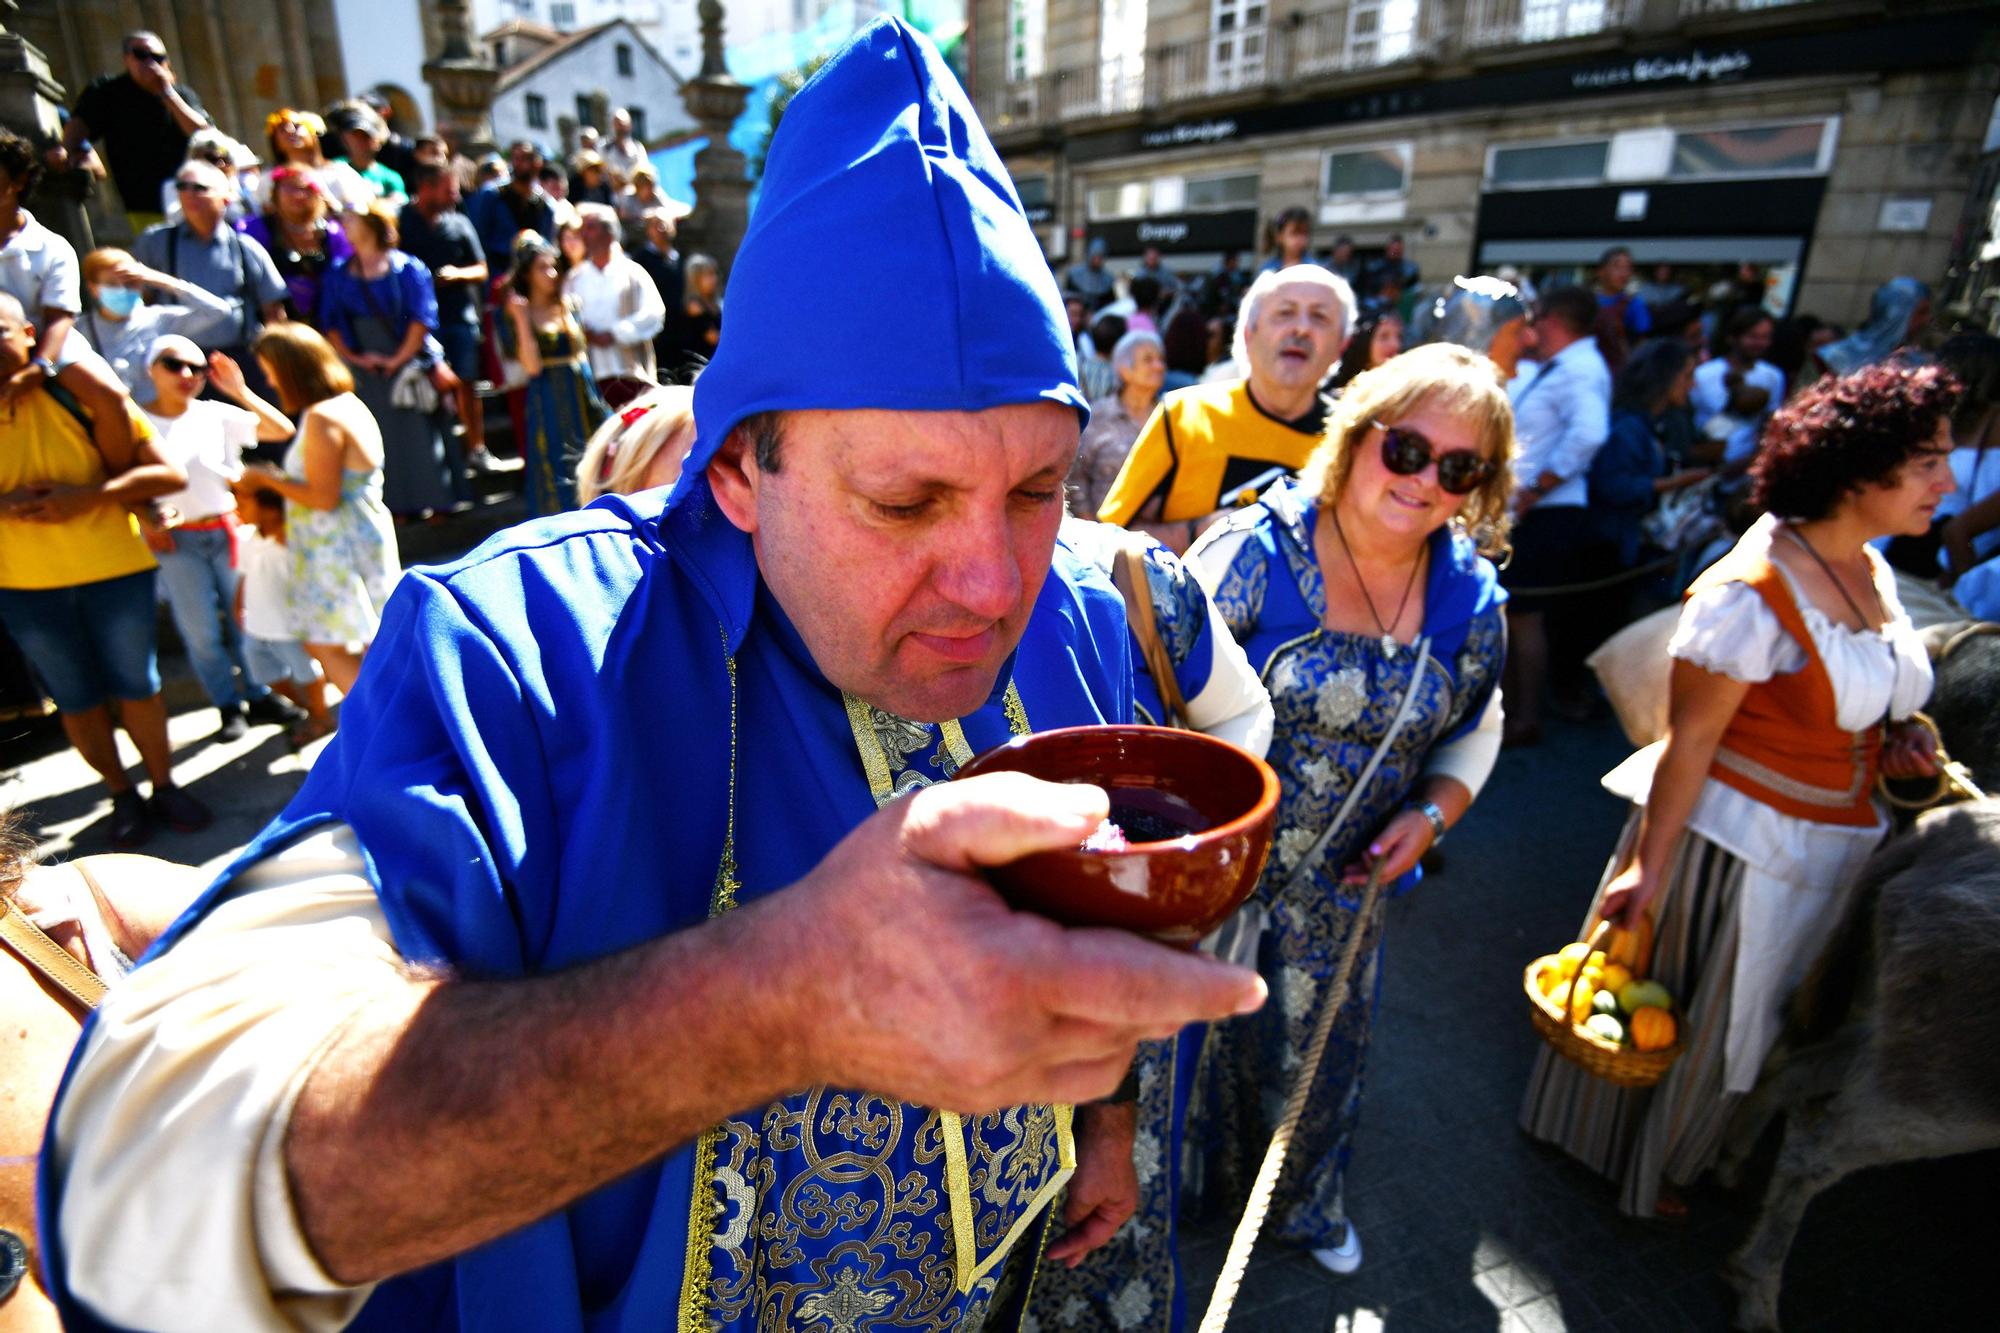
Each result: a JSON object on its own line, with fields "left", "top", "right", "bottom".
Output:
{"left": 954, "top": 724, "right": 1280, "bottom": 946}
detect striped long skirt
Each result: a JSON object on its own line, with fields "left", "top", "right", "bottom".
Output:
{"left": 1518, "top": 809, "right": 1749, "bottom": 1218}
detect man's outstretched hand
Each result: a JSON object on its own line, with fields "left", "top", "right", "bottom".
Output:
{"left": 778, "top": 771, "right": 1267, "bottom": 1115}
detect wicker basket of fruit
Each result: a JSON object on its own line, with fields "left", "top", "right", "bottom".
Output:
{"left": 1524, "top": 919, "right": 1682, "bottom": 1087}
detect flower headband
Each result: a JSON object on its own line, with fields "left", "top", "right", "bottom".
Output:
{"left": 266, "top": 109, "right": 326, "bottom": 140}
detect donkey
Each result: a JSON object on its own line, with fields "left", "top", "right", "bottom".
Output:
{"left": 1719, "top": 800, "right": 2000, "bottom": 1329}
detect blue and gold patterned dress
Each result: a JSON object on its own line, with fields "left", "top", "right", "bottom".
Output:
{"left": 1185, "top": 479, "right": 1505, "bottom": 1253}
{"left": 518, "top": 312, "right": 608, "bottom": 517}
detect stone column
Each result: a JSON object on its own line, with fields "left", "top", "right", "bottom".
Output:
{"left": 678, "top": 0, "right": 751, "bottom": 272}
{"left": 422, "top": 0, "right": 500, "bottom": 157}
{"left": 0, "top": 1, "right": 93, "bottom": 252}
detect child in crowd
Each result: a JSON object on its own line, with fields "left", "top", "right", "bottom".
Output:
{"left": 234, "top": 488, "right": 334, "bottom": 747}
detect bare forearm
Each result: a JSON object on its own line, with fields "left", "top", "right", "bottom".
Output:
{"left": 35, "top": 312, "right": 76, "bottom": 365}
{"left": 162, "top": 85, "right": 208, "bottom": 136}
{"left": 101, "top": 463, "right": 187, "bottom": 506}
{"left": 287, "top": 894, "right": 816, "bottom": 1283}
{"left": 1631, "top": 731, "right": 1717, "bottom": 877}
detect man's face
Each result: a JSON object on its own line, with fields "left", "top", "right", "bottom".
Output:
{"left": 123, "top": 38, "right": 170, "bottom": 87}
{"left": 582, "top": 216, "right": 615, "bottom": 259}
{"left": 420, "top": 173, "right": 459, "bottom": 212}
{"left": 1384, "top": 237, "right": 1403, "bottom": 261}
{"left": 644, "top": 215, "right": 673, "bottom": 251}
{"left": 0, "top": 305, "right": 34, "bottom": 377}
{"left": 176, "top": 174, "right": 227, "bottom": 233}
{"left": 342, "top": 128, "right": 377, "bottom": 162}
{"left": 1245, "top": 279, "right": 1345, "bottom": 394}
{"left": 1064, "top": 298, "right": 1086, "bottom": 336}
{"left": 613, "top": 113, "right": 632, "bottom": 139}
{"left": 1332, "top": 242, "right": 1353, "bottom": 266}
{"left": 1599, "top": 252, "right": 1633, "bottom": 291}
{"left": 1735, "top": 318, "right": 1773, "bottom": 363}
{"left": 541, "top": 171, "right": 568, "bottom": 200}
{"left": 510, "top": 148, "right": 541, "bottom": 188}
{"left": 1143, "top": 247, "right": 1161, "bottom": 269}
{"left": 710, "top": 403, "right": 1078, "bottom": 722}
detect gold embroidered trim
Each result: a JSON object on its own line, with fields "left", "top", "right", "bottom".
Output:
{"left": 844, "top": 681, "right": 1073, "bottom": 1295}
{"left": 679, "top": 630, "right": 741, "bottom": 1332}
{"left": 1715, "top": 744, "right": 1868, "bottom": 808}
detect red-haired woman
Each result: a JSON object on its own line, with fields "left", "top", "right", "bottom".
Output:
{"left": 1521, "top": 361, "right": 1957, "bottom": 1217}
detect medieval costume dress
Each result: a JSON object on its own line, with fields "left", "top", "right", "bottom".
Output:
{"left": 42, "top": 21, "right": 1143, "bottom": 1332}
{"left": 1519, "top": 515, "right": 1931, "bottom": 1217}
{"left": 1024, "top": 520, "right": 1272, "bottom": 1333}
{"left": 1183, "top": 479, "right": 1505, "bottom": 1259}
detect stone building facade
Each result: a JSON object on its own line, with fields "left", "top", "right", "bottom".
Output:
{"left": 968, "top": 0, "right": 2000, "bottom": 327}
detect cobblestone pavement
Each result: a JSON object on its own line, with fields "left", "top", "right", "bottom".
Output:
{"left": 4, "top": 526, "right": 1992, "bottom": 1329}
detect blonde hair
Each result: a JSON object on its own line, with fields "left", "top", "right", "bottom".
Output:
{"left": 253, "top": 322, "right": 355, "bottom": 413}
{"left": 575, "top": 385, "right": 697, "bottom": 503}
{"left": 1299, "top": 343, "right": 1517, "bottom": 558}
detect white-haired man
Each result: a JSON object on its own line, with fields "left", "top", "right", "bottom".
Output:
{"left": 1097, "top": 263, "right": 1353, "bottom": 552}
{"left": 563, "top": 201, "right": 666, "bottom": 408}
{"left": 601, "top": 106, "right": 648, "bottom": 187}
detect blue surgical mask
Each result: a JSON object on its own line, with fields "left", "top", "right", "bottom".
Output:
{"left": 98, "top": 285, "right": 142, "bottom": 318}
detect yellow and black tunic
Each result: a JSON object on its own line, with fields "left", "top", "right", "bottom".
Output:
{"left": 1094, "top": 379, "right": 1330, "bottom": 526}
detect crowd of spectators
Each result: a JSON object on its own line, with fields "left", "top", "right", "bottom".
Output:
{"left": 0, "top": 27, "right": 729, "bottom": 844}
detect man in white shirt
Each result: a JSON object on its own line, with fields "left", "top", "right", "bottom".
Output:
{"left": 1501, "top": 285, "right": 1611, "bottom": 745}
{"left": 1692, "top": 306, "right": 1785, "bottom": 466}
{"left": 562, "top": 202, "right": 665, "bottom": 408}
{"left": 600, "top": 107, "right": 648, "bottom": 188}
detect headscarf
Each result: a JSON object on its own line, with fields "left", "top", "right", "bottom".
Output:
{"left": 674, "top": 17, "right": 1087, "bottom": 509}
{"left": 1819, "top": 277, "right": 1931, "bottom": 375}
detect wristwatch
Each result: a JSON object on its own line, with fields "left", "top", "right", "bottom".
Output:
{"left": 30, "top": 355, "right": 57, "bottom": 381}
{"left": 1411, "top": 799, "right": 1447, "bottom": 845}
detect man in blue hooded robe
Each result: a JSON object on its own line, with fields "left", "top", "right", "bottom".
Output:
{"left": 41, "top": 20, "right": 1264, "bottom": 1332}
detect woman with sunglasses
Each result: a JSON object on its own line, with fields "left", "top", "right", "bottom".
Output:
{"left": 137, "top": 335, "right": 302, "bottom": 741}
{"left": 1522, "top": 362, "right": 1950, "bottom": 1220}
{"left": 1186, "top": 343, "right": 1514, "bottom": 1275}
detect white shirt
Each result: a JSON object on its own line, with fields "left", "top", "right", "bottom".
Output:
{"left": 1508, "top": 336, "right": 1610, "bottom": 509}
{"left": 602, "top": 136, "right": 649, "bottom": 185}
{"left": 239, "top": 528, "right": 296, "bottom": 640}
{"left": 563, "top": 249, "right": 666, "bottom": 381}
{"left": 1600, "top": 516, "right": 1931, "bottom": 1093}
{"left": 79, "top": 292, "right": 239, "bottom": 405}
{"left": 1691, "top": 357, "right": 1786, "bottom": 465}
{"left": 143, "top": 399, "right": 256, "bottom": 521}
{"left": 0, "top": 208, "right": 84, "bottom": 363}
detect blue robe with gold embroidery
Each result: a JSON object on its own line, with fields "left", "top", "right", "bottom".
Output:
{"left": 44, "top": 482, "right": 1133, "bottom": 1332}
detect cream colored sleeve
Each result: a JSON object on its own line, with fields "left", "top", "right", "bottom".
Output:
{"left": 51, "top": 824, "right": 399, "bottom": 1332}
{"left": 1420, "top": 687, "right": 1504, "bottom": 799}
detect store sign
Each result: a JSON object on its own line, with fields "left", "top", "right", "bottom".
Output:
{"left": 1570, "top": 50, "right": 1753, "bottom": 93}
{"left": 1023, "top": 203, "right": 1055, "bottom": 225}
{"left": 1067, "top": 11, "right": 1980, "bottom": 164}
{"left": 1086, "top": 208, "right": 1258, "bottom": 256}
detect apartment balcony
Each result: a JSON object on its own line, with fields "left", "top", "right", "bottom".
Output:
{"left": 978, "top": 1, "right": 1448, "bottom": 135}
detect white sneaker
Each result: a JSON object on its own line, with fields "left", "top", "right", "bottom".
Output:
{"left": 1311, "top": 1223, "right": 1362, "bottom": 1275}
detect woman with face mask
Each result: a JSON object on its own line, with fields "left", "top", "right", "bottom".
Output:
{"left": 76, "top": 247, "right": 238, "bottom": 405}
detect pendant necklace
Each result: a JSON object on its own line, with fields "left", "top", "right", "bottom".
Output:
{"left": 1329, "top": 509, "right": 1424, "bottom": 659}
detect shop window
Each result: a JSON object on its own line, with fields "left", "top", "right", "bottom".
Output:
{"left": 1009, "top": 0, "right": 1046, "bottom": 82}
{"left": 526, "top": 94, "right": 547, "bottom": 130}
{"left": 1487, "top": 139, "right": 1610, "bottom": 188}
{"left": 616, "top": 44, "right": 634, "bottom": 77}
{"left": 1185, "top": 172, "right": 1259, "bottom": 211}
{"left": 1087, "top": 180, "right": 1149, "bottom": 221}
{"left": 1323, "top": 145, "right": 1411, "bottom": 199}
{"left": 1015, "top": 175, "right": 1051, "bottom": 208}
{"left": 1670, "top": 120, "right": 1836, "bottom": 179}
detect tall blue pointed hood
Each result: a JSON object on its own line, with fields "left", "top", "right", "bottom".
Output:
{"left": 672, "top": 16, "right": 1087, "bottom": 509}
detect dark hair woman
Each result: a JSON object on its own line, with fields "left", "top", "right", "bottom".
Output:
{"left": 239, "top": 165, "right": 353, "bottom": 326}
{"left": 1328, "top": 308, "right": 1404, "bottom": 392}
{"left": 1588, "top": 339, "right": 1712, "bottom": 567}
{"left": 1523, "top": 360, "right": 1957, "bottom": 1221}
{"left": 502, "top": 238, "right": 607, "bottom": 516}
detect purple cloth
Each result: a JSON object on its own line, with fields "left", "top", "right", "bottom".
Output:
{"left": 239, "top": 214, "right": 354, "bottom": 326}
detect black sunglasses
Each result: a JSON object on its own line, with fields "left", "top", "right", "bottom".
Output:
{"left": 1374, "top": 421, "right": 1495, "bottom": 496}
{"left": 158, "top": 357, "right": 207, "bottom": 375}
{"left": 130, "top": 48, "right": 167, "bottom": 64}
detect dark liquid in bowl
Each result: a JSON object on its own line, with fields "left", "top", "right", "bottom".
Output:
{"left": 1104, "top": 787, "right": 1209, "bottom": 843}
